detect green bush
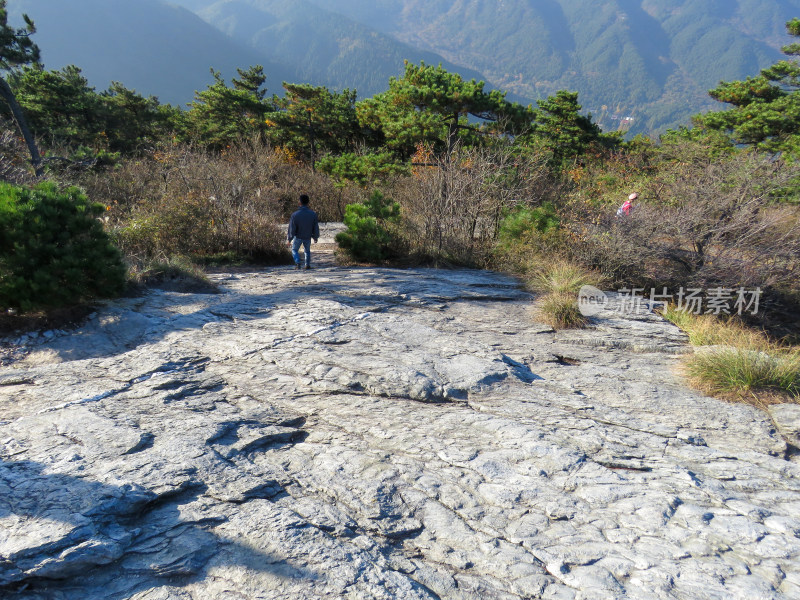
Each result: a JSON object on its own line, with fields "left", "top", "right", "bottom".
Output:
{"left": 336, "top": 190, "right": 400, "bottom": 262}
{"left": 493, "top": 202, "right": 563, "bottom": 272}
{"left": 0, "top": 182, "right": 126, "bottom": 311}
{"left": 498, "top": 202, "right": 560, "bottom": 245}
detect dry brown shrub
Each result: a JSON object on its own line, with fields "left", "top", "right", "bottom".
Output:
{"left": 566, "top": 150, "right": 800, "bottom": 293}
{"left": 68, "top": 141, "right": 359, "bottom": 264}
{"left": 389, "top": 143, "right": 561, "bottom": 266}
{"left": 0, "top": 123, "right": 36, "bottom": 185}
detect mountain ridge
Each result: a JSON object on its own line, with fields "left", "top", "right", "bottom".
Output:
{"left": 6, "top": 0, "right": 800, "bottom": 135}
{"left": 5, "top": 0, "right": 292, "bottom": 106}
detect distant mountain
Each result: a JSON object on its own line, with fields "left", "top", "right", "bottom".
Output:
{"left": 4, "top": 0, "right": 291, "bottom": 106}
{"left": 6, "top": 0, "right": 800, "bottom": 135}
{"left": 303, "top": 0, "right": 800, "bottom": 135}
{"left": 168, "top": 0, "right": 493, "bottom": 98}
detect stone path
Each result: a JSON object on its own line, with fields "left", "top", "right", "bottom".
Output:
{"left": 1, "top": 232, "right": 799, "bottom": 599}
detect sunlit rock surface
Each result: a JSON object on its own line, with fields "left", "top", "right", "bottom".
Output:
{"left": 1, "top": 237, "right": 799, "bottom": 599}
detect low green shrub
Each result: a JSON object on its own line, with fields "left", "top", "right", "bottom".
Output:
{"left": 0, "top": 181, "right": 126, "bottom": 311}
{"left": 497, "top": 202, "right": 560, "bottom": 247}
{"left": 336, "top": 190, "right": 400, "bottom": 262}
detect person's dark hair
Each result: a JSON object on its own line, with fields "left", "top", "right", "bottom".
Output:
{"left": 299, "top": 194, "right": 310, "bottom": 205}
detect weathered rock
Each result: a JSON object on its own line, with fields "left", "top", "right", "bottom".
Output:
{"left": 1, "top": 248, "right": 799, "bottom": 599}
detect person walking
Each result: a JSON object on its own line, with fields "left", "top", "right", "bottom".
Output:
{"left": 287, "top": 194, "right": 320, "bottom": 269}
{"left": 616, "top": 192, "right": 637, "bottom": 217}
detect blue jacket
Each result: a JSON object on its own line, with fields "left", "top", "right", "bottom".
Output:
{"left": 288, "top": 206, "right": 320, "bottom": 241}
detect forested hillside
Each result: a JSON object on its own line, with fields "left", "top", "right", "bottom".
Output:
{"left": 6, "top": 0, "right": 486, "bottom": 107}
{"left": 193, "top": 0, "right": 488, "bottom": 98}
{"left": 305, "top": 0, "right": 800, "bottom": 135}
{"left": 7, "top": 0, "right": 800, "bottom": 134}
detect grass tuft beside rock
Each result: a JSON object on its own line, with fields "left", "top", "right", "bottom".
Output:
{"left": 535, "top": 291, "right": 588, "bottom": 329}
{"left": 662, "top": 306, "right": 800, "bottom": 404}
{"left": 686, "top": 346, "right": 800, "bottom": 401}
{"left": 528, "top": 261, "right": 602, "bottom": 329}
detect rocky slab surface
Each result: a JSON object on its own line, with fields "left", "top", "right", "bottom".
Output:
{"left": 1, "top": 251, "right": 799, "bottom": 599}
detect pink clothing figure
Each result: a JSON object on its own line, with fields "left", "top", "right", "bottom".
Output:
{"left": 617, "top": 192, "right": 637, "bottom": 217}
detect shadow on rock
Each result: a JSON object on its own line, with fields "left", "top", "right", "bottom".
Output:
{"left": 0, "top": 458, "right": 318, "bottom": 599}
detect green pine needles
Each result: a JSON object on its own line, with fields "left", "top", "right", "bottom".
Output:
{"left": 335, "top": 191, "right": 400, "bottom": 262}
{"left": 0, "top": 182, "right": 126, "bottom": 311}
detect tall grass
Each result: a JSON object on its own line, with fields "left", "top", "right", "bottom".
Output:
{"left": 529, "top": 261, "right": 603, "bottom": 329}
{"left": 536, "top": 292, "right": 588, "bottom": 329}
{"left": 686, "top": 346, "right": 800, "bottom": 400}
{"left": 662, "top": 305, "right": 799, "bottom": 404}
{"left": 528, "top": 261, "right": 602, "bottom": 295}
{"left": 660, "top": 305, "right": 770, "bottom": 348}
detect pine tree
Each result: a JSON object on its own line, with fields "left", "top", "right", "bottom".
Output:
{"left": 267, "top": 83, "right": 361, "bottom": 165}
{"left": 9, "top": 64, "right": 103, "bottom": 147}
{"left": 232, "top": 65, "right": 267, "bottom": 100}
{"left": 357, "top": 61, "right": 532, "bottom": 159}
{"left": 0, "top": 0, "right": 41, "bottom": 175}
{"left": 696, "top": 18, "right": 800, "bottom": 157}
{"left": 0, "top": 182, "right": 126, "bottom": 311}
{"left": 183, "top": 67, "right": 273, "bottom": 149}
{"left": 527, "top": 90, "right": 614, "bottom": 169}
{"left": 100, "top": 82, "right": 173, "bottom": 153}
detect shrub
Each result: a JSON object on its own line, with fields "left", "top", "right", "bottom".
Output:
{"left": 392, "top": 143, "right": 561, "bottom": 266}
{"left": 566, "top": 147, "right": 800, "bottom": 292}
{"left": 535, "top": 291, "right": 587, "bottom": 329}
{"left": 529, "top": 261, "right": 602, "bottom": 329}
{"left": 686, "top": 346, "right": 800, "bottom": 402}
{"left": 497, "top": 202, "right": 560, "bottom": 246}
{"left": 112, "top": 191, "right": 219, "bottom": 261}
{"left": 0, "top": 123, "right": 35, "bottom": 185}
{"left": 336, "top": 190, "right": 400, "bottom": 262}
{"left": 79, "top": 142, "right": 298, "bottom": 265}
{"left": 661, "top": 304, "right": 799, "bottom": 403}
{"left": 0, "top": 181, "right": 126, "bottom": 311}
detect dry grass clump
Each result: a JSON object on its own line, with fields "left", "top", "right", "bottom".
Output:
{"left": 662, "top": 305, "right": 799, "bottom": 404}
{"left": 686, "top": 346, "right": 800, "bottom": 402}
{"left": 128, "top": 256, "right": 219, "bottom": 294}
{"left": 535, "top": 291, "right": 588, "bottom": 329}
{"left": 660, "top": 305, "right": 770, "bottom": 348}
{"left": 528, "top": 260, "right": 602, "bottom": 296}
{"left": 529, "top": 260, "right": 603, "bottom": 329}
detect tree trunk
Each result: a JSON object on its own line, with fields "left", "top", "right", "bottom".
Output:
{"left": 447, "top": 111, "right": 459, "bottom": 157}
{"left": 0, "top": 75, "right": 42, "bottom": 177}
